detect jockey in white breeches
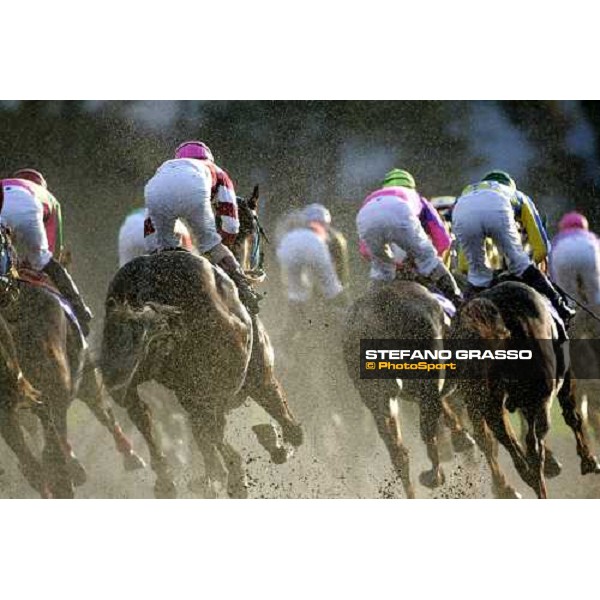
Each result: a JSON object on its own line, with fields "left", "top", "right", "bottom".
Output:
{"left": 550, "top": 211, "right": 600, "bottom": 306}
{"left": 0, "top": 169, "right": 93, "bottom": 335}
{"left": 276, "top": 203, "right": 344, "bottom": 303}
{"left": 118, "top": 207, "right": 193, "bottom": 267}
{"left": 144, "top": 141, "right": 260, "bottom": 313}
{"left": 356, "top": 168, "right": 462, "bottom": 303}
{"left": 453, "top": 170, "right": 575, "bottom": 323}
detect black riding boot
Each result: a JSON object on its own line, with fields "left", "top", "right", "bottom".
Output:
{"left": 431, "top": 266, "right": 464, "bottom": 306}
{"left": 43, "top": 257, "right": 93, "bottom": 336}
{"left": 216, "top": 254, "right": 262, "bottom": 315}
{"left": 520, "top": 265, "right": 576, "bottom": 325}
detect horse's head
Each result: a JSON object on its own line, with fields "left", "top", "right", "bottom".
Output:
{"left": 233, "top": 185, "right": 267, "bottom": 281}
{"left": 100, "top": 298, "right": 182, "bottom": 393}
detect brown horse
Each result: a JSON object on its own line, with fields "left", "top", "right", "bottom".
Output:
{"left": 450, "top": 281, "right": 599, "bottom": 498}
{"left": 101, "top": 248, "right": 302, "bottom": 498}
{"left": 570, "top": 307, "right": 600, "bottom": 445}
{"left": 343, "top": 280, "right": 474, "bottom": 499}
{"left": 0, "top": 310, "right": 67, "bottom": 497}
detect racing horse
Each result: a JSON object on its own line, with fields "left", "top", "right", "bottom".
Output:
{"left": 450, "top": 281, "right": 599, "bottom": 498}
{"left": 0, "top": 309, "right": 69, "bottom": 497}
{"left": 100, "top": 192, "right": 303, "bottom": 498}
{"left": 343, "top": 280, "right": 474, "bottom": 499}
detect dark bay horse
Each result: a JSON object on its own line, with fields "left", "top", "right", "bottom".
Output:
{"left": 0, "top": 310, "right": 64, "bottom": 497}
{"left": 101, "top": 249, "right": 302, "bottom": 498}
{"left": 343, "top": 280, "right": 474, "bottom": 499}
{"left": 450, "top": 281, "right": 599, "bottom": 498}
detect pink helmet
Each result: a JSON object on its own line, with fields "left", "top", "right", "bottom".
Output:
{"left": 175, "top": 140, "right": 214, "bottom": 162}
{"left": 559, "top": 211, "right": 588, "bottom": 232}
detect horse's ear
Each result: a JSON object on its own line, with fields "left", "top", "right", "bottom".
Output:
{"left": 248, "top": 184, "right": 259, "bottom": 210}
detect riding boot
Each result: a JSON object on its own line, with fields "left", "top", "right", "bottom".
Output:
{"left": 430, "top": 264, "right": 464, "bottom": 306}
{"left": 42, "top": 257, "right": 93, "bottom": 336}
{"left": 213, "top": 252, "right": 261, "bottom": 315}
{"left": 520, "top": 265, "right": 576, "bottom": 326}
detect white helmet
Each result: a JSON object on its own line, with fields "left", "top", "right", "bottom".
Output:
{"left": 303, "top": 203, "right": 332, "bottom": 225}
{"left": 431, "top": 196, "right": 456, "bottom": 212}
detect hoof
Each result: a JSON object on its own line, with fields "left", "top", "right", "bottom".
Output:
{"left": 227, "top": 480, "right": 249, "bottom": 499}
{"left": 493, "top": 484, "right": 522, "bottom": 499}
{"left": 581, "top": 455, "right": 600, "bottom": 475}
{"left": 154, "top": 478, "right": 177, "bottom": 499}
{"left": 253, "top": 423, "right": 291, "bottom": 463}
{"left": 544, "top": 454, "right": 562, "bottom": 478}
{"left": 419, "top": 468, "right": 445, "bottom": 489}
{"left": 451, "top": 430, "right": 476, "bottom": 453}
{"left": 67, "top": 457, "right": 88, "bottom": 487}
{"left": 123, "top": 450, "right": 147, "bottom": 472}
{"left": 283, "top": 423, "right": 304, "bottom": 448}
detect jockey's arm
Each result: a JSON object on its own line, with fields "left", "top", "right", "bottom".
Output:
{"left": 43, "top": 192, "right": 64, "bottom": 258}
{"left": 516, "top": 193, "right": 550, "bottom": 264}
{"left": 419, "top": 197, "right": 452, "bottom": 256}
{"left": 214, "top": 168, "right": 239, "bottom": 248}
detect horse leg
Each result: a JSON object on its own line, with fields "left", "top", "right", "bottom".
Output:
{"left": 217, "top": 440, "right": 248, "bottom": 499}
{"left": 35, "top": 404, "right": 74, "bottom": 499}
{"left": 465, "top": 402, "right": 520, "bottom": 499}
{"left": 362, "top": 387, "right": 415, "bottom": 499}
{"left": 440, "top": 394, "right": 475, "bottom": 453}
{"left": 557, "top": 370, "right": 600, "bottom": 475}
{"left": 418, "top": 391, "right": 445, "bottom": 489}
{"left": 52, "top": 399, "right": 87, "bottom": 487}
{"left": 484, "top": 389, "right": 533, "bottom": 492}
{"left": 122, "top": 386, "right": 176, "bottom": 498}
{"left": 77, "top": 363, "right": 146, "bottom": 471}
{"left": 188, "top": 406, "right": 231, "bottom": 498}
{"left": 247, "top": 378, "right": 303, "bottom": 463}
{"left": 522, "top": 403, "right": 549, "bottom": 499}
{"left": 0, "top": 406, "right": 48, "bottom": 497}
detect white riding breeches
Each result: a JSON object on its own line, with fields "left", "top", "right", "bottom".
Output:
{"left": 551, "top": 235, "right": 600, "bottom": 306}
{"left": 452, "top": 189, "right": 531, "bottom": 287}
{"left": 276, "top": 228, "right": 343, "bottom": 302}
{"left": 356, "top": 195, "right": 441, "bottom": 282}
{"left": 144, "top": 161, "right": 221, "bottom": 253}
{"left": 0, "top": 184, "right": 52, "bottom": 270}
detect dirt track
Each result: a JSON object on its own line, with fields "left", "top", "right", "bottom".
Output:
{"left": 2, "top": 276, "right": 600, "bottom": 500}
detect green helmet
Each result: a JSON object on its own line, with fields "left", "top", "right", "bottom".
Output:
{"left": 482, "top": 170, "right": 516, "bottom": 189}
{"left": 382, "top": 168, "right": 416, "bottom": 189}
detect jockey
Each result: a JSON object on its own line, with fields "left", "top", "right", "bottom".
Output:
{"left": 144, "top": 140, "right": 260, "bottom": 314}
{"left": 550, "top": 211, "right": 600, "bottom": 306}
{"left": 356, "top": 168, "right": 462, "bottom": 303}
{"left": 0, "top": 168, "right": 93, "bottom": 335}
{"left": 452, "top": 170, "right": 576, "bottom": 323}
{"left": 276, "top": 202, "right": 345, "bottom": 307}
{"left": 118, "top": 207, "right": 193, "bottom": 267}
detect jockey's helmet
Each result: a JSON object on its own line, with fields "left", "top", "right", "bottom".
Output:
{"left": 382, "top": 168, "right": 416, "bottom": 189}
{"left": 303, "top": 203, "right": 331, "bottom": 225}
{"left": 175, "top": 140, "right": 214, "bottom": 162}
{"left": 559, "top": 211, "right": 589, "bottom": 232}
{"left": 482, "top": 170, "right": 516, "bottom": 190}
{"left": 13, "top": 168, "right": 47, "bottom": 189}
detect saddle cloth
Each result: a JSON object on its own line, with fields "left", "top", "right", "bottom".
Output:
{"left": 431, "top": 292, "right": 457, "bottom": 318}
{"left": 16, "top": 269, "right": 87, "bottom": 347}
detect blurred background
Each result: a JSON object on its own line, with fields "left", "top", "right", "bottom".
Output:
{"left": 2, "top": 100, "right": 599, "bottom": 317}
{"left": 2, "top": 100, "right": 600, "bottom": 498}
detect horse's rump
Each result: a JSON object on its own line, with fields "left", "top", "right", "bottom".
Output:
{"left": 102, "top": 251, "right": 252, "bottom": 395}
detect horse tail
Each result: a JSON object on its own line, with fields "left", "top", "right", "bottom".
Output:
{"left": 460, "top": 297, "right": 511, "bottom": 340}
{"left": 101, "top": 299, "right": 183, "bottom": 391}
